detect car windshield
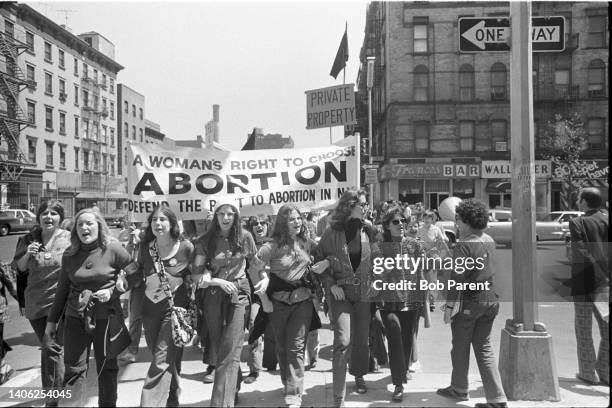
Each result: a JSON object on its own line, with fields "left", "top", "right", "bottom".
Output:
{"left": 538, "top": 213, "right": 561, "bottom": 222}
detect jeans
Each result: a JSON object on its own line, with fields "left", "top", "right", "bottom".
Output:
{"left": 450, "top": 301, "right": 506, "bottom": 404}
{"left": 268, "top": 299, "right": 312, "bottom": 397}
{"left": 247, "top": 302, "right": 278, "bottom": 373}
{"left": 327, "top": 292, "right": 370, "bottom": 399}
{"left": 140, "top": 296, "right": 181, "bottom": 407}
{"left": 62, "top": 315, "right": 118, "bottom": 407}
{"left": 574, "top": 297, "right": 609, "bottom": 383}
{"left": 203, "top": 288, "right": 248, "bottom": 407}
{"left": 30, "top": 316, "right": 65, "bottom": 406}
{"left": 381, "top": 310, "right": 419, "bottom": 386}
{"left": 127, "top": 284, "right": 145, "bottom": 355}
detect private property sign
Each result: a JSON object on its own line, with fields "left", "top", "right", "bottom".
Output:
{"left": 459, "top": 16, "right": 565, "bottom": 52}
{"left": 306, "top": 84, "right": 357, "bottom": 130}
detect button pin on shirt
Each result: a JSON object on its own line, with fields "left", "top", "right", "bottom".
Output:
{"left": 85, "top": 262, "right": 93, "bottom": 269}
{"left": 168, "top": 258, "right": 177, "bottom": 267}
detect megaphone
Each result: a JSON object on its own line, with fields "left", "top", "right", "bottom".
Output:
{"left": 438, "top": 197, "right": 463, "bottom": 221}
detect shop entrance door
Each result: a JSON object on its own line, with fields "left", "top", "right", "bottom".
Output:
{"left": 428, "top": 193, "right": 449, "bottom": 210}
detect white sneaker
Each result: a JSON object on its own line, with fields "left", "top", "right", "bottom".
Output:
{"left": 408, "top": 361, "right": 420, "bottom": 373}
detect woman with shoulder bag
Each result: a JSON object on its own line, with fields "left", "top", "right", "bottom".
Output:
{"left": 313, "top": 189, "right": 380, "bottom": 408}
{"left": 117, "top": 205, "right": 196, "bottom": 407}
{"left": 248, "top": 204, "right": 327, "bottom": 408}
{"left": 12, "top": 200, "right": 71, "bottom": 407}
{"left": 191, "top": 199, "right": 256, "bottom": 407}
{"left": 43, "top": 208, "right": 131, "bottom": 407}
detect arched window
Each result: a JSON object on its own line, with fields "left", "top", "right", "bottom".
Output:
{"left": 459, "top": 64, "right": 474, "bottom": 101}
{"left": 124, "top": 101, "right": 128, "bottom": 113}
{"left": 490, "top": 63, "right": 506, "bottom": 100}
{"left": 588, "top": 59, "right": 606, "bottom": 97}
{"left": 414, "top": 65, "right": 429, "bottom": 101}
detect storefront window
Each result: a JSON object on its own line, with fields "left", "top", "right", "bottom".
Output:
{"left": 453, "top": 179, "right": 475, "bottom": 199}
{"left": 489, "top": 193, "right": 512, "bottom": 209}
{"left": 398, "top": 179, "right": 423, "bottom": 204}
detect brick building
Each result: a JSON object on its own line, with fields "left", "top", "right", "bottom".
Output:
{"left": 0, "top": 3, "right": 124, "bottom": 215}
{"left": 355, "top": 1, "right": 608, "bottom": 213}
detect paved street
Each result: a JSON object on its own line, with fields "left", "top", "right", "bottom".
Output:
{"left": 0, "top": 233, "right": 608, "bottom": 407}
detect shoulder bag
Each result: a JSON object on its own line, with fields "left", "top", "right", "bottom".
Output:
{"left": 152, "top": 242, "right": 196, "bottom": 347}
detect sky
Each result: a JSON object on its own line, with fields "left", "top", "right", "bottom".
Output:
{"left": 29, "top": 0, "right": 368, "bottom": 150}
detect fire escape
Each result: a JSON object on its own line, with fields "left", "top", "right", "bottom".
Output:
{"left": 0, "top": 32, "right": 32, "bottom": 183}
{"left": 80, "top": 70, "right": 105, "bottom": 193}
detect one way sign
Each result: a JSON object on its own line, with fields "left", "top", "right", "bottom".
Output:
{"left": 459, "top": 17, "right": 565, "bottom": 52}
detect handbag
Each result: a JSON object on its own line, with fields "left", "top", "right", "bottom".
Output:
{"left": 104, "top": 304, "right": 130, "bottom": 359}
{"left": 152, "top": 242, "right": 196, "bottom": 347}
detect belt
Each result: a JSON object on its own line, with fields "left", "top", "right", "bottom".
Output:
{"left": 336, "top": 276, "right": 361, "bottom": 286}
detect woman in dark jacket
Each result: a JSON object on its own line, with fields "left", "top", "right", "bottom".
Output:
{"left": 313, "top": 189, "right": 380, "bottom": 407}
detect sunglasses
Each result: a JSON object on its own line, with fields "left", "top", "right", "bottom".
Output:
{"left": 254, "top": 221, "right": 266, "bottom": 226}
{"left": 391, "top": 219, "right": 407, "bottom": 225}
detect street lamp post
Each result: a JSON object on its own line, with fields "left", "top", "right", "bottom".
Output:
{"left": 366, "top": 56, "right": 376, "bottom": 209}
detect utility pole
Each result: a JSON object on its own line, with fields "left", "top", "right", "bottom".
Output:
{"left": 366, "top": 56, "right": 375, "bottom": 209}
{"left": 499, "top": 2, "right": 560, "bottom": 400}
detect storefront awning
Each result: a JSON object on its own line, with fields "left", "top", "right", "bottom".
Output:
{"left": 485, "top": 179, "right": 511, "bottom": 193}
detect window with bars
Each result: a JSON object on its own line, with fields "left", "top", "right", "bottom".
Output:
{"left": 588, "top": 59, "right": 605, "bottom": 97}
{"left": 459, "top": 64, "right": 474, "bottom": 101}
{"left": 490, "top": 63, "right": 507, "bottom": 100}
{"left": 414, "top": 65, "right": 428, "bottom": 101}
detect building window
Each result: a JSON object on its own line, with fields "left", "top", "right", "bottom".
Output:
{"left": 74, "top": 84, "right": 79, "bottom": 105}
{"left": 459, "top": 121, "right": 474, "bottom": 152}
{"left": 28, "top": 139, "right": 36, "bottom": 163}
{"left": 26, "top": 64, "right": 35, "bottom": 82}
{"left": 132, "top": 125, "right": 136, "bottom": 140}
{"left": 587, "top": 118, "right": 604, "bottom": 150}
{"left": 74, "top": 57, "right": 78, "bottom": 76}
{"left": 83, "top": 150, "right": 89, "bottom": 170}
{"left": 74, "top": 147, "right": 79, "bottom": 170}
{"left": 414, "top": 65, "right": 428, "bottom": 101}
{"left": 27, "top": 101, "right": 35, "bottom": 125}
{"left": 102, "top": 73, "right": 107, "bottom": 88}
{"left": 110, "top": 128, "right": 115, "bottom": 147}
{"left": 102, "top": 154, "right": 107, "bottom": 173}
{"left": 93, "top": 69, "right": 98, "bottom": 83}
{"left": 83, "top": 63, "right": 88, "bottom": 78}
{"left": 124, "top": 122, "right": 128, "bottom": 139}
{"left": 4, "top": 19, "right": 14, "bottom": 38}
{"left": 44, "top": 41, "right": 52, "bottom": 62}
{"left": 94, "top": 153, "right": 100, "bottom": 172}
{"left": 83, "top": 119, "right": 89, "bottom": 139}
{"left": 59, "top": 112, "right": 66, "bottom": 135}
{"left": 59, "top": 145, "right": 66, "bottom": 169}
{"left": 554, "top": 68, "right": 570, "bottom": 97}
{"left": 139, "top": 128, "right": 143, "bottom": 142}
{"left": 59, "top": 78, "right": 66, "bottom": 100}
{"left": 139, "top": 107, "right": 143, "bottom": 119}
{"left": 93, "top": 121, "right": 99, "bottom": 141}
{"left": 124, "top": 101, "right": 128, "bottom": 114}
{"left": 83, "top": 89, "right": 89, "bottom": 107}
{"left": 587, "top": 15, "right": 606, "bottom": 48}
{"left": 102, "top": 125, "right": 107, "bottom": 144}
{"left": 132, "top": 104, "right": 136, "bottom": 117}
{"left": 587, "top": 59, "right": 606, "bottom": 97}
{"left": 459, "top": 64, "right": 474, "bottom": 101}
{"left": 413, "top": 17, "right": 428, "bottom": 53}
{"left": 74, "top": 116, "right": 79, "bottom": 138}
{"left": 110, "top": 156, "right": 115, "bottom": 176}
{"left": 110, "top": 78, "right": 114, "bottom": 93}
{"left": 58, "top": 49, "right": 65, "bottom": 69}
{"left": 25, "top": 31, "right": 34, "bottom": 52}
{"left": 490, "top": 63, "right": 507, "bottom": 100}
{"left": 44, "top": 72, "right": 52, "bottom": 95}
{"left": 110, "top": 101, "right": 114, "bottom": 120}
{"left": 491, "top": 120, "right": 508, "bottom": 151}
{"left": 45, "top": 141, "right": 54, "bottom": 167}
{"left": 414, "top": 121, "right": 429, "bottom": 152}
{"left": 45, "top": 106, "right": 53, "bottom": 130}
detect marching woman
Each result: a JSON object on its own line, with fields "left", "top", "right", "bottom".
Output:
{"left": 192, "top": 200, "right": 257, "bottom": 407}
{"left": 12, "top": 200, "right": 71, "bottom": 407}
{"left": 377, "top": 206, "right": 426, "bottom": 402}
{"left": 43, "top": 208, "right": 131, "bottom": 407}
{"left": 118, "top": 206, "right": 196, "bottom": 407}
{"left": 314, "top": 189, "right": 380, "bottom": 408}
{"left": 248, "top": 204, "right": 327, "bottom": 408}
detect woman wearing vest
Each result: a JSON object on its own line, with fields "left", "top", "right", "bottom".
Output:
{"left": 314, "top": 189, "right": 380, "bottom": 408}
{"left": 248, "top": 204, "right": 327, "bottom": 408}
{"left": 192, "top": 199, "right": 256, "bottom": 407}
{"left": 437, "top": 199, "right": 507, "bottom": 408}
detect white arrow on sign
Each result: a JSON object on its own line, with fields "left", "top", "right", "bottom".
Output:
{"left": 461, "top": 20, "right": 510, "bottom": 50}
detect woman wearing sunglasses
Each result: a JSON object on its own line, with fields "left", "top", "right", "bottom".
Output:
{"left": 314, "top": 189, "right": 379, "bottom": 407}
{"left": 248, "top": 204, "right": 326, "bottom": 408}
{"left": 377, "top": 206, "right": 426, "bottom": 402}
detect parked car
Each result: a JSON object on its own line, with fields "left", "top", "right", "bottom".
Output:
{"left": 0, "top": 209, "right": 37, "bottom": 236}
{"left": 104, "top": 211, "right": 126, "bottom": 228}
{"left": 536, "top": 211, "right": 584, "bottom": 241}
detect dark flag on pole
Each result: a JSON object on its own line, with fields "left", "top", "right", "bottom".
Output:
{"left": 330, "top": 27, "right": 348, "bottom": 79}
{"left": 241, "top": 128, "right": 257, "bottom": 150}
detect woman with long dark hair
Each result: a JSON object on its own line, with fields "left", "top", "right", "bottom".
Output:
{"left": 314, "top": 189, "right": 379, "bottom": 407}
{"left": 43, "top": 208, "right": 131, "bottom": 407}
{"left": 248, "top": 204, "right": 326, "bottom": 408}
{"left": 12, "top": 200, "right": 71, "bottom": 407}
{"left": 192, "top": 200, "right": 256, "bottom": 407}
{"left": 377, "top": 206, "right": 426, "bottom": 402}
{"left": 118, "top": 206, "right": 195, "bottom": 406}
